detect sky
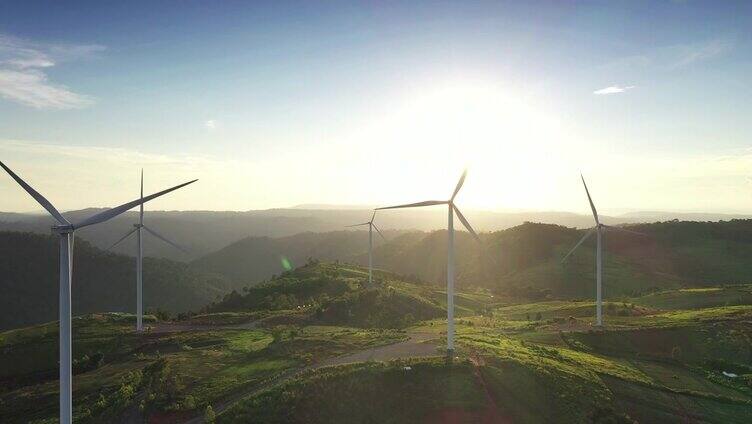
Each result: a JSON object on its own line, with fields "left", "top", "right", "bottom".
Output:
{"left": 1, "top": 0, "right": 752, "bottom": 216}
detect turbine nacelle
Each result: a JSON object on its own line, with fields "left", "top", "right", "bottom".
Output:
{"left": 51, "top": 225, "right": 75, "bottom": 234}
{"left": 376, "top": 170, "right": 480, "bottom": 243}
{"left": 375, "top": 169, "right": 479, "bottom": 356}
{"left": 0, "top": 161, "right": 196, "bottom": 424}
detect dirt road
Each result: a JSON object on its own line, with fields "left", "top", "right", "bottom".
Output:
{"left": 181, "top": 331, "right": 442, "bottom": 424}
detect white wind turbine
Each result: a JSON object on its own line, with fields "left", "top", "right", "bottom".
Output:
{"left": 377, "top": 170, "right": 480, "bottom": 356}
{"left": 345, "top": 211, "right": 386, "bottom": 286}
{"left": 0, "top": 161, "right": 196, "bottom": 424}
{"left": 108, "top": 170, "right": 189, "bottom": 332}
{"left": 561, "top": 174, "right": 643, "bottom": 326}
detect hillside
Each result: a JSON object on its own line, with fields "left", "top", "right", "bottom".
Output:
{"left": 189, "top": 231, "right": 391, "bottom": 284}
{"left": 0, "top": 231, "right": 231, "bottom": 330}
{"left": 0, "top": 207, "right": 663, "bottom": 261}
{"left": 3, "top": 275, "right": 749, "bottom": 423}
{"left": 193, "top": 220, "right": 752, "bottom": 302}
{"left": 6, "top": 219, "right": 752, "bottom": 330}
{"left": 205, "top": 262, "right": 447, "bottom": 328}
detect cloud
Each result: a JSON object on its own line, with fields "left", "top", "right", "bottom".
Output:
{"left": 204, "top": 119, "right": 217, "bottom": 130}
{"left": 593, "top": 85, "right": 635, "bottom": 95}
{"left": 0, "top": 34, "right": 104, "bottom": 109}
{"left": 600, "top": 38, "right": 732, "bottom": 74}
{"left": 667, "top": 39, "right": 732, "bottom": 69}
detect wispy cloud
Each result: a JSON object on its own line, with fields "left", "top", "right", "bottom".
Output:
{"left": 593, "top": 85, "right": 635, "bottom": 95}
{"left": 0, "top": 34, "right": 104, "bottom": 109}
{"left": 204, "top": 119, "right": 217, "bottom": 130}
{"left": 667, "top": 39, "right": 732, "bottom": 69}
{"left": 600, "top": 38, "right": 733, "bottom": 74}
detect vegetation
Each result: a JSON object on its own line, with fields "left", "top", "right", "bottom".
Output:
{"left": 0, "top": 231, "right": 230, "bottom": 330}
{"left": 2, "top": 242, "right": 752, "bottom": 422}
{"left": 0, "top": 312, "right": 403, "bottom": 423}
{"left": 189, "top": 220, "right": 752, "bottom": 303}
{"left": 206, "top": 261, "right": 445, "bottom": 328}
{"left": 218, "top": 359, "right": 486, "bottom": 424}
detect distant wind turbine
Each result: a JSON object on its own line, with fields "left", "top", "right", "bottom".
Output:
{"left": 561, "top": 174, "right": 644, "bottom": 326}
{"left": 0, "top": 161, "right": 196, "bottom": 424}
{"left": 345, "top": 210, "right": 386, "bottom": 285}
{"left": 377, "top": 170, "right": 480, "bottom": 357}
{"left": 108, "top": 170, "right": 189, "bottom": 332}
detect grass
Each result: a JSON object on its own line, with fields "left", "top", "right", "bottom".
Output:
{"left": 218, "top": 359, "right": 486, "bottom": 424}
{"left": 2, "top": 263, "right": 752, "bottom": 423}
{"left": 0, "top": 315, "right": 405, "bottom": 423}
{"left": 633, "top": 285, "right": 752, "bottom": 310}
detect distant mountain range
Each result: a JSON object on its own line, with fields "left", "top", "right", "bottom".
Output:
{"left": 1, "top": 207, "right": 748, "bottom": 262}
{"left": 5, "top": 214, "right": 752, "bottom": 330}
{"left": 193, "top": 219, "right": 752, "bottom": 301}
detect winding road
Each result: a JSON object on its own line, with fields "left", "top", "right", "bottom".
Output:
{"left": 179, "top": 330, "right": 442, "bottom": 424}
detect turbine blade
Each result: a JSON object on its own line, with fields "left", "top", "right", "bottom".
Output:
{"left": 0, "top": 161, "right": 69, "bottom": 225}
{"left": 376, "top": 200, "right": 448, "bottom": 210}
{"left": 372, "top": 222, "right": 386, "bottom": 241}
{"left": 139, "top": 169, "right": 144, "bottom": 225}
{"left": 603, "top": 225, "right": 647, "bottom": 237}
{"left": 74, "top": 179, "right": 197, "bottom": 229}
{"left": 143, "top": 225, "right": 187, "bottom": 252}
{"left": 453, "top": 205, "right": 480, "bottom": 242}
{"left": 581, "top": 174, "right": 599, "bottom": 225}
{"left": 345, "top": 222, "right": 370, "bottom": 227}
{"left": 370, "top": 210, "right": 376, "bottom": 223}
{"left": 107, "top": 227, "right": 138, "bottom": 250}
{"left": 561, "top": 227, "right": 596, "bottom": 263}
{"left": 451, "top": 169, "right": 468, "bottom": 200}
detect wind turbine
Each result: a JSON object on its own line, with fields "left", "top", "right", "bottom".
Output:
{"left": 377, "top": 170, "right": 480, "bottom": 357}
{"left": 108, "top": 170, "right": 188, "bottom": 332}
{"left": 345, "top": 211, "right": 386, "bottom": 286}
{"left": 561, "top": 174, "right": 644, "bottom": 326}
{"left": 0, "top": 161, "right": 196, "bottom": 424}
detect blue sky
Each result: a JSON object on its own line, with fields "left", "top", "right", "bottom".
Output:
{"left": 1, "top": 1, "right": 752, "bottom": 214}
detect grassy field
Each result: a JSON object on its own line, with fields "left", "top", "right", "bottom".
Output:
{"left": 1, "top": 265, "right": 751, "bottom": 423}
{"left": 0, "top": 313, "right": 404, "bottom": 423}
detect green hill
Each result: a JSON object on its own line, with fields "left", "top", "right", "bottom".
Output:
{"left": 0, "top": 231, "right": 231, "bottom": 330}
{"left": 205, "top": 262, "right": 445, "bottom": 328}
{"left": 1, "top": 269, "right": 750, "bottom": 423}
{"left": 183, "top": 220, "right": 752, "bottom": 308}
{"left": 8, "top": 219, "right": 752, "bottom": 330}
{"left": 189, "top": 231, "right": 385, "bottom": 285}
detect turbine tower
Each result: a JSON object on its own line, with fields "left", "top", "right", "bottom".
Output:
{"left": 345, "top": 211, "right": 386, "bottom": 285}
{"left": 0, "top": 161, "right": 196, "bottom": 424}
{"left": 561, "top": 174, "right": 643, "bottom": 326}
{"left": 108, "top": 170, "right": 188, "bottom": 331}
{"left": 377, "top": 170, "right": 480, "bottom": 357}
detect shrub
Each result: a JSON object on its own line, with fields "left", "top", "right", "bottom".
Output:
{"left": 671, "top": 345, "right": 682, "bottom": 360}
{"left": 205, "top": 405, "right": 216, "bottom": 423}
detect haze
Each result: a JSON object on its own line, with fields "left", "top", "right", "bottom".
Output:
{"left": 2, "top": 1, "right": 752, "bottom": 215}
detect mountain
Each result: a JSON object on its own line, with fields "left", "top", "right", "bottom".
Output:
{"left": 6, "top": 218, "right": 752, "bottom": 330}
{"left": 197, "top": 220, "right": 752, "bottom": 301}
{"left": 0, "top": 231, "right": 231, "bottom": 330}
{"left": 619, "top": 211, "right": 752, "bottom": 222}
{"left": 0, "top": 207, "right": 648, "bottom": 261}
{"left": 189, "top": 230, "right": 397, "bottom": 284}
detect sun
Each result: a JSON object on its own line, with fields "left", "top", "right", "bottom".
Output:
{"left": 358, "top": 78, "right": 572, "bottom": 211}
